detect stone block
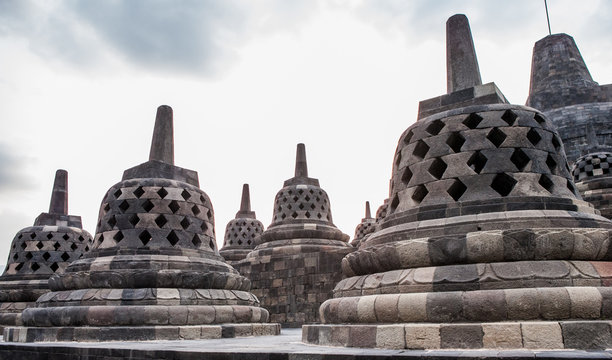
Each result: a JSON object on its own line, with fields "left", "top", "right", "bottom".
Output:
{"left": 374, "top": 294, "right": 399, "bottom": 322}
{"left": 404, "top": 324, "right": 440, "bottom": 349}
{"left": 398, "top": 293, "right": 427, "bottom": 322}
{"left": 330, "top": 325, "right": 350, "bottom": 346}
{"left": 561, "top": 321, "right": 612, "bottom": 350}
{"left": 439, "top": 324, "right": 483, "bottom": 349}
{"left": 537, "top": 287, "right": 570, "bottom": 319}
{"left": 178, "top": 326, "right": 200, "bottom": 340}
{"left": 356, "top": 296, "right": 376, "bottom": 323}
{"left": 521, "top": 321, "right": 563, "bottom": 349}
{"left": 465, "top": 231, "right": 504, "bottom": 263}
{"left": 482, "top": 323, "right": 522, "bottom": 348}
{"left": 348, "top": 325, "right": 377, "bottom": 348}
{"left": 376, "top": 325, "right": 405, "bottom": 349}
{"left": 566, "top": 287, "right": 602, "bottom": 319}
{"left": 505, "top": 288, "right": 539, "bottom": 320}
{"left": 463, "top": 290, "right": 507, "bottom": 321}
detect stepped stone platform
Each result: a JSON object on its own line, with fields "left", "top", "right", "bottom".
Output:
{"left": 236, "top": 144, "right": 354, "bottom": 327}
{"left": 2, "top": 105, "right": 279, "bottom": 342}
{"left": 0, "top": 170, "right": 93, "bottom": 329}
{"left": 303, "top": 14, "right": 612, "bottom": 350}
{"left": 219, "top": 184, "right": 264, "bottom": 266}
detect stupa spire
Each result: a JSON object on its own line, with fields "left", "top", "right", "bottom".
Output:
{"left": 446, "top": 14, "right": 482, "bottom": 93}
{"left": 240, "top": 184, "right": 251, "bottom": 213}
{"left": 48, "top": 169, "right": 68, "bottom": 215}
{"left": 364, "top": 201, "right": 371, "bottom": 219}
{"left": 148, "top": 105, "right": 174, "bottom": 165}
{"left": 294, "top": 143, "right": 308, "bottom": 178}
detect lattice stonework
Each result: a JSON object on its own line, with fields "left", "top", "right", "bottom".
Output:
{"left": 271, "top": 185, "right": 333, "bottom": 224}
{"left": 223, "top": 219, "right": 264, "bottom": 247}
{"left": 573, "top": 152, "right": 612, "bottom": 181}
{"left": 94, "top": 178, "right": 217, "bottom": 252}
{"left": 388, "top": 107, "right": 576, "bottom": 214}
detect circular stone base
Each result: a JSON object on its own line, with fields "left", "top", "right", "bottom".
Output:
{"left": 303, "top": 321, "right": 612, "bottom": 350}
{"left": 4, "top": 323, "right": 281, "bottom": 342}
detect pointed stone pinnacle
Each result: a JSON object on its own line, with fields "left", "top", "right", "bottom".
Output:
{"left": 149, "top": 105, "right": 174, "bottom": 165}
{"left": 446, "top": 14, "right": 482, "bottom": 93}
{"left": 240, "top": 184, "right": 252, "bottom": 213}
{"left": 49, "top": 169, "right": 68, "bottom": 215}
{"left": 365, "top": 201, "right": 372, "bottom": 219}
{"left": 295, "top": 143, "right": 308, "bottom": 178}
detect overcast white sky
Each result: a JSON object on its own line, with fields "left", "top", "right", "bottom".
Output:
{"left": 0, "top": 0, "right": 610, "bottom": 265}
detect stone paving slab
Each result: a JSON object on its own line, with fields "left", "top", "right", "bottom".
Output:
{"left": 1, "top": 328, "right": 612, "bottom": 359}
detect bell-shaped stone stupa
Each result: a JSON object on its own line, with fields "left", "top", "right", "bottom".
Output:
{"left": 572, "top": 152, "right": 612, "bottom": 220}
{"left": 0, "top": 170, "right": 93, "bottom": 328}
{"left": 350, "top": 201, "right": 376, "bottom": 248}
{"left": 219, "top": 184, "right": 264, "bottom": 265}
{"left": 304, "top": 15, "right": 612, "bottom": 350}
{"left": 4, "top": 106, "right": 279, "bottom": 342}
{"left": 236, "top": 144, "right": 354, "bottom": 327}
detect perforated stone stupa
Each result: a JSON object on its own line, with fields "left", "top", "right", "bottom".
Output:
{"left": 572, "top": 152, "right": 612, "bottom": 220}
{"left": 219, "top": 184, "right": 264, "bottom": 265}
{"left": 4, "top": 105, "right": 279, "bottom": 342}
{"left": 236, "top": 144, "right": 354, "bottom": 327}
{"left": 303, "top": 15, "right": 612, "bottom": 350}
{"left": 350, "top": 202, "right": 376, "bottom": 248}
{"left": 0, "top": 170, "right": 93, "bottom": 328}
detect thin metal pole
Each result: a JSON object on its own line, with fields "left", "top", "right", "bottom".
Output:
{"left": 545, "top": 0, "right": 552, "bottom": 35}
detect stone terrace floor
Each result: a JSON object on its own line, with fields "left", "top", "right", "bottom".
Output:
{"left": 1, "top": 328, "right": 612, "bottom": 359}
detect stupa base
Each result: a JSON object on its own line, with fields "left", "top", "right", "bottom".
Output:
{"left": 4, "top": 323, "right": 281, "bottom": 342}
{"left": 303, "top": 321, "right": 612, "bottom": 350}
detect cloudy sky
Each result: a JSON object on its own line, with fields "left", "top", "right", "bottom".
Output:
{"left": 0, "top": 0, "right": 610, "bottom": 265}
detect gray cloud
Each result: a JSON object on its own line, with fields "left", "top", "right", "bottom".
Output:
{"left": 0, "top": 144, "right": 35, "bottom": 192}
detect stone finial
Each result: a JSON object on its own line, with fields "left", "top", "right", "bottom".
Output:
{"left": 295, "top": 143, "right": 308, "bottom": 178}
{"left": 236, "top": 184, "right": 256, "bottom": 218}
{"left": 149, "top": 105, "right": 174, "bottom": 165}
{"left": 48, "top": 169, "right": 68, "bottom": 215}
{"left": 365, "top": 201, "right": 372, "bottom": 219}
{"left": 446, "top": 14, "right": 482, "bottom": 93}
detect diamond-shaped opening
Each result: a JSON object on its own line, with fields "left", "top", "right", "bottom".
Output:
{"left": 31, "top": 263, "right": 40, "bottom": 272}
{"left": 142, "top": 199, "right": 154, "bottom": 212}
{"left": 85, "top": 246, "right": 89, "bottom": 252}
{"left": 237, "top": 239, "right": 243, "bottom": 245}
{"left": 467, "top": 151, "right": 487, "bottom": 174}
{"left": 128, "top": 214, "right": 140, "bottom": 227}
{"left": 305, "top": 211, "right": 311, "bottom": 218}
{"left": 54, "top": 242, "right": 61, "bottom": 250}
{"left": 389, "top": 194, "right": 400, "bottom": 213}
{"left": 181, "top": 189, "right": 191, "bottom": 201}
{"left": 167, "top": 200, "right": 180, "bottom": 214}
{"left": 291, "top": 211, "right": 298, "bottom": 219}
{"left": 104, "top": 203, "right": 110, "bottom": 212}
{"left": 510, "top": 148, "right": 530, "bottom": 171}
{"left": 133, "top": 186, "right": 145, "bottom": 198}
{"left": 62, "top": 234, "right": 70, "bottom": 241}
{"left": 546, "top": 154, "right": 557, "bottom": 173}
{"left": 491, "top": 173, "right": 517, "bottom": 197}
{"left": 36, "top": 241, "right": 43, "bottom": 250}
{"left": 45, "top": 233, "right": 52, "bottom": 240}
{"left": 209, "top": 239, "right": 216, "bottom": 250}
{"left": 192, "top": 234, "right": 202, "bottom": 247}
{"left": 526, "top": 128, "right": 542, "bottom": 146}
{"left": 463, "top": 113, "right": 483, "bottom": 129}
{"left": 428, "top": 158, "right": 448, "bottom": 179}
{"left": 114, "top": 189, "right": 122, "bottom": 199}
{"left": 166, "top": 230, "right": 180, "bottom": 246}
{"left": 395, "top": 150, "right": 402, "bottom": 167}
{"left": 446, "top": 132, "right": 465, "bottom": 153}
{"left": 139, "top": 230, "right": 152, "bottom": 246}
{"left": 501, "top": 109, "right": 517, "bottom": 126}
{"left": 413, "top": 140, "right": 430, "bottom": 159}
{"left": 200, "top": 194, "right": 207, "bottom": 204}
{"left": 191, "top": 205, "right": 200, "bottom": 216}
{"left": 50, "top": 262, "right": 59, "bottom": 272}
{"left": 113, "top": 231, "right": 124, "bottom": 242}
{"left": 552, "top": 136, "right": 561, "bottom": 150}
{"left": 401, "top": 167, "right": 413, "bottom": 185}
{"left": 180, "top": 217, "right": 190, "bottom": 230}
{"left": 15, "top": 263, "right": 23, "bottom": 271}
{"left": 201, "top": 222, "right": 208, "bottom": 232}
{"left": 25, "top": 252, "right": 33, "bottom": 260}
{"left": 207, "top": 210, "right": 213, "bottom": 220}
{"left": 534, "top": 113, "right": 546, "bottom": 124}
{"left": 155, "top": 214, "right": 168, "bottom": 228}
{"left": 403, "top": 130, "right": 414, "bottom": 144}
{"left": 20, "top": 242, "right": 26, "bottom": 250}
{"left": 119, "top": 200, "right": 130, "bottom": 212}
{"left": 426, "top": 119, "right": 445, "bottom": 135}
{"left": 412, "top": 184, "right": 428, "bottom": 203}
{"left": 12, "top": 253, "right": 18, "bottom": 260}
{"left": 78, "top": 235, "right": 84, "bottom": 242}
{"left": 567, "top": 180, "right": 577, "bottom": 195}
{"left": 447, "top": 179, "right": 467, "bottom": 201}
{"left": 98, "top": 234, "right": 104, "bottom": 243}
{"left": 486, "top": 128, "right": 507, "bottom": 148}
{"left": 107, "top": 215, "right": 117, "bottom": 228}
{"left": 61, "top": 252, "right": 70, "bottom": 262}
{"left": 70, "top": 243, "right": 78, "bottom": 251}
{"left": 157, "top": 187, "right": 168, "bottom": 199}
{"left": 42, "top": 252, "right": 50, "bottom": 261}
{"left": 539, "top": 174, "right": 554, "bottom": 193}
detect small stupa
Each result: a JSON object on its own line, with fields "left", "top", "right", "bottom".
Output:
{"left": 0, "top": 170, "right": 93, "bottom": 328}
{"left": 236, "top": 144, "right": 354, "bottom": 326}
{"left": 572, "top": 152, "right": 612, "bottom": 220}
{"left": 350, "top": 201, "right": 376, "bottom": 248}
{"left": 219, "top": 184, "right": 264, "bottom": 265}
{"left": 304, "top": 15, "right": 612, "bottom": 350}
{"left": 4, "top": 106, "right": 279, "bottom": 342}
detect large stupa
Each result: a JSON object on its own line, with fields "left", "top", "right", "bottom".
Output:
{"left": 303, "top": 15, "right": 612, "bottom": 350}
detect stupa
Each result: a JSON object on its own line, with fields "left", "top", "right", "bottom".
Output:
{"left": 0, "top": 170, "right": 93, "bottom": 328}
{"left": 350, "top": 202, "right": 376, "bottom": 248}
{"left": 4, "top": 105, "right": 279, "bottom": 342}
{"left": 236, "top": 144, "right": 354, "bottom": 326}
{"left": 303, "top": 15, "right": 612, "bottom": 350}
{"left": 219, "top": 184, "right": 264, "bottom": 265}
{"left": 572, "top": 152, "right": 612, "bottom": 220}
